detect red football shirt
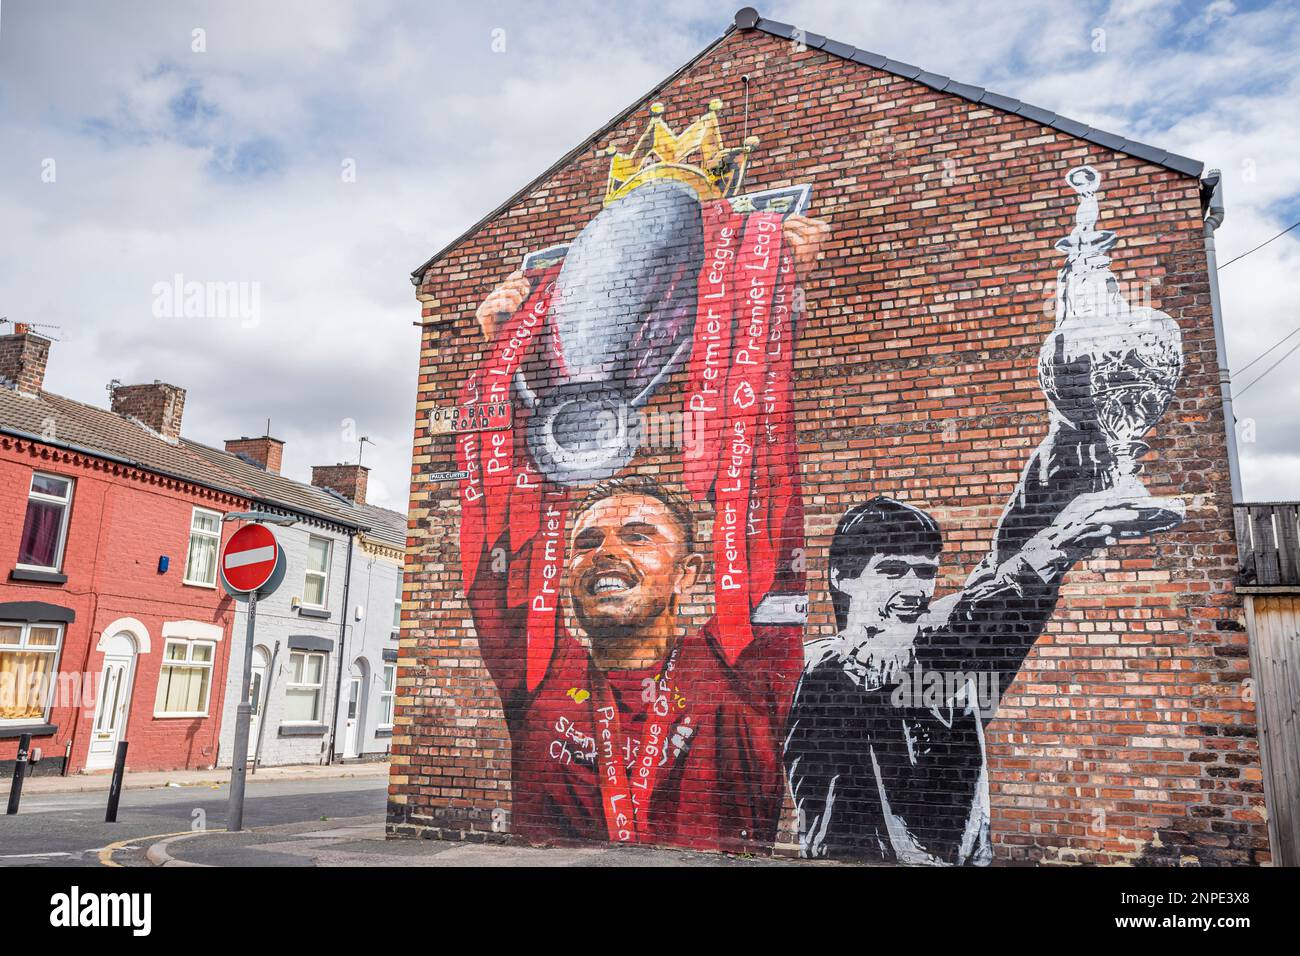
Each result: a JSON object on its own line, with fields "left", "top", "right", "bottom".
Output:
{"left": 468, "top": 551, "right": 802, "bottom": 852}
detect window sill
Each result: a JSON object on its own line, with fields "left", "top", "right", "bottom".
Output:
{"left": 0, "top": 723, "right": 57, "bottom": 738}
{"left": 9, "top": 568, "right": 68, "bottom": 585}
{"left": 375, "top": 727, "right": 394, "bottom": 738}
{"left": 296, "top": 606, "right": 331, "bottom": 620}
{"left": 278, "top": 723, "right": 328, "bottom": 738}
{"left": 181, "top": 579, "right": 218, "bottom": 590}
{"left": 153, "top": 711, "right": 210, "bottom": 720}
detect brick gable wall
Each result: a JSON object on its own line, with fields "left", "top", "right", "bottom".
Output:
{"left": 391, "top": 28, "right": 1266, "bottom": 865}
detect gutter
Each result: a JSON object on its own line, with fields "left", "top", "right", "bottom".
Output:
{"left": 1201, "top": 169, "right": 1244, "bottom": 503}
{"left": 248, "top": 496, "right": 368, "bottom": 535}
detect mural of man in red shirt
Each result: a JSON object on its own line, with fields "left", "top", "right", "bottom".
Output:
{"left": 466, "top": 473, "right": 805, "bottom": 852}
{"left": 455, "top": 105, "right": 826, "bottom": 850}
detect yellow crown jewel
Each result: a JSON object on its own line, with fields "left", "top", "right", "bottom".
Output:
{"left": 601, "top": 100, "right": 759, "bottom": 206}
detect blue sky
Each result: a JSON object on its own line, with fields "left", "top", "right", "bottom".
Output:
{"left": 1, "top": 0, "right": 1297, "bottom": 506}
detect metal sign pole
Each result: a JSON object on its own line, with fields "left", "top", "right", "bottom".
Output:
{"left": 227, "top": 587, "right": 257, "bottom": 832}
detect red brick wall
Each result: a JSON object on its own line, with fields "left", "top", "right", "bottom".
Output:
{"left": 391, "top": 29, "right": 1267, "bottom": 864}
{"left": 0, "top": 437, "right": 244, "bottom": 773}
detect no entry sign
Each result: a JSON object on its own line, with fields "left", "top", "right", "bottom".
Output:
{"left": 220, "top": 524, "right": 281, "bottom": 594}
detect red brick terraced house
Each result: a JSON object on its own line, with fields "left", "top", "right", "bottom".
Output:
{"left": 0, "top": 325, "right": 405, "bottom": 776}
{"left": 0, "top": 328, "right": 248, "bottom": 774}
{"left": 392, "top": 9, "right": 1268, "bottom": 865}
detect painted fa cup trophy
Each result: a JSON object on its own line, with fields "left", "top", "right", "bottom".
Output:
{"left": 1038, "top": 165, "right": 1184, "bottom": 480}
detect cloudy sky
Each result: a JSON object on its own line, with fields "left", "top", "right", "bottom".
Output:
{"left": 1, "top": 0, "right": 1297, "bottom": 507}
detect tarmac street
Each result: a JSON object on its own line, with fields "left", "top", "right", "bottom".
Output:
{"left": 1, "top": 764, "right": 813, "bottom": 867}
{"left": 1, "top": 770, "right": 389, "bottom": 867}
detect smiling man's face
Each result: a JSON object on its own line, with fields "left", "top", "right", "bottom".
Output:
{"left": 567, "top": 493, "right": 700, "bottom": 645}
{"left": 834, "top": 552, "right": 939, "bottom": 634}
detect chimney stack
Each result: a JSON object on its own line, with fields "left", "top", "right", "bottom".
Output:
{"left": 110, "top": 381, "right": 187, "bottom": 441}
{"left": 225, "top": 435, "right": 285, "bottom": 474}
{"left": 0, "top": 325, "right": 52, "bottom": 395}
{"left": 310, "top": 463, "right": 369, "bottom": 505}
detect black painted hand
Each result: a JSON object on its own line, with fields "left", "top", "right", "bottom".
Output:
{"left": 1043, "top": 474, "right": 1185, "bottom": 554}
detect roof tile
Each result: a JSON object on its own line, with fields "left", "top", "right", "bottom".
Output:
{"left": 1, "top": 384, "right": 405, "bottom": 537}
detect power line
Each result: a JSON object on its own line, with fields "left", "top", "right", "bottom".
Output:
{"left": 1218, "top": 220, "right": 1300, "bottom": 270}
{"left": 1236, "top": 335, "right": 1300, "bottom": 397}
{"left": 1235, "top": 321, "right": 1300, "bottom": 376}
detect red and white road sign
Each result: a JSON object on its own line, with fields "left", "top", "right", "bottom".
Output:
{"left": 220, "top": 524, "right": 281, "bottom": 594}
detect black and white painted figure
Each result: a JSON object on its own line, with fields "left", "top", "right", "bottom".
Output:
{"left": 783, "top": 166, "right": 1187, "bottom": 864}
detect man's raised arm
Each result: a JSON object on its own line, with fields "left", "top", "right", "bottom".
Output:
{"left": 919, "top": 471, "right": 1183, "bottom": 695}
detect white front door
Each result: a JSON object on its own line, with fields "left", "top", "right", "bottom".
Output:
{"left": 87, "top": 632, "right": 137, "bottom": 771}
{"left": 343, "top": 675, "right": 362, "bottom": 758}
{"left": 248, "top": 646, "right": 270, "bottom": 759}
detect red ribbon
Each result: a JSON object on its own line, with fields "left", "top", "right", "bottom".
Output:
{"left": 714, "top": 212, "right": 784, "bottom": 664}
{"left": 592, "top": 644, "right": 686, "bottom": 843}
{"left": 457, "top": 266, "right": 560, "bottom": 591}
{"left": 523, "top": 488, "right": 567, "bottom": 691}
{"left": 683, "top": 203, "right": 743, "bottom": 500}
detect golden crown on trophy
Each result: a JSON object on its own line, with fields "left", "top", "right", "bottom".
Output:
{"left": 601, "top": 99, "right": 759, "bottom": 206}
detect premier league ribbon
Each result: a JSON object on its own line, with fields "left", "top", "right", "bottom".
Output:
{"left": 523, "top": 487, "right": 567, "bottom": 692}
{"left": 713, "top": 214, "right": 777, "bottom": 663}
{"left": 684, "top": 203, "right": 743, "bottom": 499}
{"left": 591, "top": 644, "right": 688, "bottom": 843}
{"left": 457, "top": 264, "right": 559, "bottom": 593}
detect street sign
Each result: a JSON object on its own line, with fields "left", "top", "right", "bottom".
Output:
{"left": 429, "top": 401, "right": 512, "bottom": 436}
{"left": 220, "top": 524, "right": 281, "bottom": 594}
{"left": 222, "top": 547, "right": 286, "bottom": 604}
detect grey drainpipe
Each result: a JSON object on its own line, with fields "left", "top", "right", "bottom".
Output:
{"left": 327, "top": 532, "right": 356, "bottom": 764}
{"left": 1202, "top": 169, "right": 1244, "bottom": 504}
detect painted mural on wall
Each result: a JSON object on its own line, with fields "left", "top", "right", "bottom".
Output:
{"left": 782, "top": 166, "right": 1187, "bottom": 863}
{"left": 456, "top": 101, "right": 827, "bottom": 851}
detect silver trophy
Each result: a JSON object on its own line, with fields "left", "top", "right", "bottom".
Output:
{"left": 515, "top": 178, "right": 704, "bottom": 486}
{"left": 1038, "top": 166, "right": 1184, "bottom": 477}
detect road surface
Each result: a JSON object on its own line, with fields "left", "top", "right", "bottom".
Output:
{"left": 0, "top": 776, "right": 388, "bottom": 867}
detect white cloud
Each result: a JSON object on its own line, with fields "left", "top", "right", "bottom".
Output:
{"left": 1, "top": 0, "right": 1296, "bottom": 506}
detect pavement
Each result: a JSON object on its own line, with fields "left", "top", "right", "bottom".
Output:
{"left": 16, "top": 759, "right": 390, "bottom": 795}
{"left": 2, "top": 773, "right": 392, "bottom": 867}
{"left": 7, "top": 761, "right": 835, "bottom": 867}
{"left": 106, "top": 812, "right": 808, "bottom": 867}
